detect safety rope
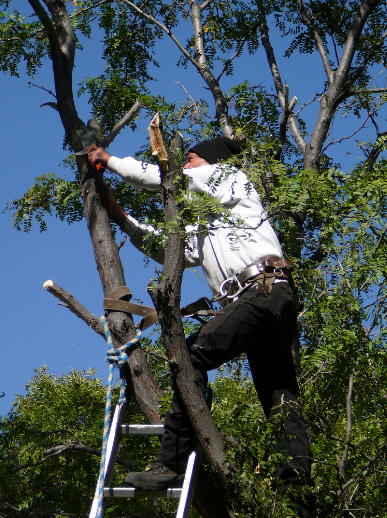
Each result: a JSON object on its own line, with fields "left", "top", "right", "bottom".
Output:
{"left": 95, "top": 317, "right": 142, "bottom": 518}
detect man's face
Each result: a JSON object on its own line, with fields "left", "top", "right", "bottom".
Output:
{"left": 184, "top": 152, "right": 209, "bottom": 169}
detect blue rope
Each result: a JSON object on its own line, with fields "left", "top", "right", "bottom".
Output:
{"left": 95, "top": 317, "right": 142, "bottom": 518}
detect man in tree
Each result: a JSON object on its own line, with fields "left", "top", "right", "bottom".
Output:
{"left": 88, "top": 138, "right": 312, "bottom": 506}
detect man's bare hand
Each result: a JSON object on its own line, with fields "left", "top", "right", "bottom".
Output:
{"left": 102, "top": 182, "right": 127, "bottom": 225}
{"left": 88, "top": 146, "right": 112, "bottom": 170}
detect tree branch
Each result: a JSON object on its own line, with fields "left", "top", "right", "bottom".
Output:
{"left": 322, "top": 110, "right": 372, "bottom": 152}
{"left": 256, "top": 0, "right": 306, "bottom": 153}
{"left": 297, "top": 0, "right": 334, "bottom": 83}
{"left": 336, "top": 0, "right": 382, "bottom": 87}
{"left": 15, "top": 441, "right": 138, "bottom": 472}
{"left": 121, "top": 0, "right": 200, "bottom": 71}
{"left": 200, "top": 0, "right": 213, "bottom": 10}
{"left": 188, "top": 0, "right": 233, "bottom": 138}
{"left": 121, "top": 0, "right": 233, "bottom": 138}
{"left": 43, "top": 280, "right": 108, "bottom": 340}
{"left": 43, "top": 442, "right": 139, "bottom": 471}
{"left": 364, "top": 129, "right": 387, "bottom": 171}
{"left": 342, "top": 372, "right": 354, "bottom": 468}
{"left": 334, "top": 371, "right": 354, "bottom": 508}
{"left": 216, "top": 20, "right": 260, "bottom": 83}
{"left": 101, "top": 100, "right": 142, "bottom": 148}
{"left": 28, "top": 0, "right": 59, "bottom": 57}
{"left": 146, "top": 118, "right": 236, "bottom": 496}
{"left": 216, "top": 35, "right": 249, "bottom": 83}
{"left": 339, "top": 441, "right": 387, "bottom": 494}
{"left": 44, "top": 0, "right": 75, "bottom": 72}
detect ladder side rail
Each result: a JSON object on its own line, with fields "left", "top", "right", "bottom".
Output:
{"left": 176, "top": 447, "right": 202, "bottom": 518}
{"left": 103, "top": 399, "right": 130, "bottom": 486}
{"left": 89, "top": 400, "right": 129, "bottom": 518}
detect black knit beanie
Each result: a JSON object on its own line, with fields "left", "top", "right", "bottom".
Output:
{"left": 188, "top": 137, "right": 241, "bottom": 165}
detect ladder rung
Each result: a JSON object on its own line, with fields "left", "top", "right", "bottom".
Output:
{"left": 120, "top": 424, "right": 165, "bottom": 435}
{"left": 104, "top": 487, "right": 182, "bottom": 498}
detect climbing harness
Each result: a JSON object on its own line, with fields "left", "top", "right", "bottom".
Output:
{"left": 213, "top": 255, "right": 295, "bottom": 305}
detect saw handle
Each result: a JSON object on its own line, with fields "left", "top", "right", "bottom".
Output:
{"left": 87, "top": 147, "right": 105, "bottom": 173}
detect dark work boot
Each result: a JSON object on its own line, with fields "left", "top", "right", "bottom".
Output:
{"left": 124, "top": 461, "right": 184, "bottom": 490}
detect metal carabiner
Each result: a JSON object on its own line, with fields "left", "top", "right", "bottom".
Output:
{"left": 219, "top": 277, "right": 237, "bottom": 297}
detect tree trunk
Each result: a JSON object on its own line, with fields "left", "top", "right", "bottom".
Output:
{"left": 147, "top": 127, "right": 241, "bottom": 516}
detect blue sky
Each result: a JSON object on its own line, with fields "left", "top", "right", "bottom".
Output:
{"left": 1, "top": 6, "right": 385, "bottom": 415}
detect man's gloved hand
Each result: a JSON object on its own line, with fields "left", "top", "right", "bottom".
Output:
{"left": 88, "top": 145, "right": 111, "bottom": 171}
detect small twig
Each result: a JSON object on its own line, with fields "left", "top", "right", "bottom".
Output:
{"left": 322, "top": 110, "right": 373, "bottom": 153}
{"left": 28, "top": 80, "right": 57, "bottom": 98}
{"left": 117, "top": 235, "right": 127, "bottom": 250}
{"left": 172, "top": 0, "right": 191, "bottom": 17}
{"left": 141, "top": 347, "right": 174, "bottom": 364}
{"left": 299, "top": 359, "right": 329, "bottom": 389}
{"left": 70, "top": 0, "right": 110, "bottom": 18}
{"left": 217, "top": 34, "right": 251, "bottom": 83}
{"left": 173, "top": 81, "right": 201, "bottom": 111}
{"left": 294, "top": 93, "right": 322, "bottom": 116}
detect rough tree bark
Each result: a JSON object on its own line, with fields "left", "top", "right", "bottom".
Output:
{"left": 146, "top": 116, "right": 239, "bottom": 516}
{"left": 30, "top": 0, "right": 162, "bottom": 422}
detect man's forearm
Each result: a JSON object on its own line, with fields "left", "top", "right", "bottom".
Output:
{"left": 106, "top": 156, "right": 162, "bottom": 190}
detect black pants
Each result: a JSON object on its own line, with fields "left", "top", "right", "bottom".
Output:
{"left": 157, "top": 280, "right": 311, "bottom": 485}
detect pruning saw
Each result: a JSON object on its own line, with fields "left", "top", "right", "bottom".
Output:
{"left": 75, "top": 124, "right": 104, "bottom": 172}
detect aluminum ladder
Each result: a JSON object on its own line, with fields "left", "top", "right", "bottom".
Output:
{"left": 89, "top": 398, "right": 202, "bottom": 518}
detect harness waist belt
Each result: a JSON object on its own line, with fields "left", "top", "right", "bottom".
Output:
{"left": 236, "top": 256, "right": 293, "bottom": 286}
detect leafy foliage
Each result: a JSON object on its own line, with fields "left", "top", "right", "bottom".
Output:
{"left": 0, "top": 366, "right": 172, "bottom": 518}
{"left": 4, "top": 173, "right": 84, "bottom": 232}
{"left": 3, "top": 0, "right": 387, "bottom": 516}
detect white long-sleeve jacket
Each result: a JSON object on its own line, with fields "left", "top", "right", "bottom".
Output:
{"left": 107, "top": 156, "right": 283, "bottom": 297}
